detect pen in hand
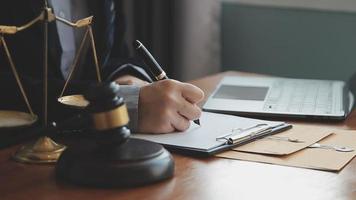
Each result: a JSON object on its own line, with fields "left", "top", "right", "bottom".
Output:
{"left": 134, "top": 40, "right": 201, "bottom": 126}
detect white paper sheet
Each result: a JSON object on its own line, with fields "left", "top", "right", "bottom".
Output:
{"left": 132, "top": 112, "right": 284, "bottom": 151}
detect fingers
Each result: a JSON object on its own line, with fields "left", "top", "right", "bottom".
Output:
{"left": 138, "top": 79, "right": 203, "bottom": 134}
{"left": 171, "top": 112, "right": 190, "bottom": 131}
{"left": 181, "top": 83, "right": 204, "bottom": 103}
{"left": 178, "top": 96, "right": 202, "bottom": 120}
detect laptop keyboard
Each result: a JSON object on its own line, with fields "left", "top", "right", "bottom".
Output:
{"left": 263, "top": 80, "right": 333, "bottom": 114}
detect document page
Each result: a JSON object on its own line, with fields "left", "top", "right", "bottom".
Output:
{"left": 132, "top": 112, "right": 284, "bottom": 151}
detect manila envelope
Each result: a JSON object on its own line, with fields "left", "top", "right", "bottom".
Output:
{"left": 233, "top": 125, "right": 332, "bottom": 155}
{"left": 217, "top": 130, "right": 356, "bottom": 171}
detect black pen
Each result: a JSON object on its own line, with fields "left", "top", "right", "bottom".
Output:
{"left": 134, "top": 40, "right": 201, "bottom": 126}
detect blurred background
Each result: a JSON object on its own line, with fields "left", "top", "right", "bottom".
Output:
{"left": 123, "top": 0, "right": 356, "bottom": 81}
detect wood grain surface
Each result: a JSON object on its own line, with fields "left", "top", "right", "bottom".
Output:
{"left": 0, "top": 71, "right": 355, "bottom": 200}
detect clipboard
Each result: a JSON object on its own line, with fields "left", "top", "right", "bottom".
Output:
{"left": 132, "top": 112, "right": 292, "bottom": 156}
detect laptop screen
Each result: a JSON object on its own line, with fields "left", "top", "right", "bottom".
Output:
{"left": 213, "top": 85, "right": 269, "bottom": 101}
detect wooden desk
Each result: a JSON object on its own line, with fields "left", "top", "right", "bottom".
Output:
{"left": 1, "top": 71, "right": 355, "bottom": 200}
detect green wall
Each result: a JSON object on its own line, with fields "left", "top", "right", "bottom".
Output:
{"left": 221, "top": 3, "right": 356, "bottom": 81}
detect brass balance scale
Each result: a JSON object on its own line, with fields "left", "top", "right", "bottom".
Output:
{"left": 0, "top": 1, "right": 101, "bottom": 163}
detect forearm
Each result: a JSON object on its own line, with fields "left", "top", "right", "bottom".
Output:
{"left": 105, "top": 63, "right": 152, "bottom": 132}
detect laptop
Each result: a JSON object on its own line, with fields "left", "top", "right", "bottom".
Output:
{"left": 203, "top": 76, "right": 354, "bottom": 120}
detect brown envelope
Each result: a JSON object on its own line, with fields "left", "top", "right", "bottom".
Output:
{"left": 217, "top": 130, "right": 356, "bottom": 172}
{"left": 233, "top": 125, "right": 332, "bottom": 155}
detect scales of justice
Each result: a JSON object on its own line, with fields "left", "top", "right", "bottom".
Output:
{"left": 0, "top": 1, "right": 99, "bottom": 163}
{"left": 0, "top": 2, "right": 174, "bottom": 187}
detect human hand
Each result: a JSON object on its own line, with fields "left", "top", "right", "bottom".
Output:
{"left": 138, "top": 79, "right": 204, "bottom": 134}
{"left": 115, "top": 75, "right": 149, "bottom": 86}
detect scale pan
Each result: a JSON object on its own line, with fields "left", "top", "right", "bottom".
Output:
{"left": 0, "top": 111, "right": 38, "bottom": 128}
{"left": 58, "top": 94, "right": 89, "bottom": 108}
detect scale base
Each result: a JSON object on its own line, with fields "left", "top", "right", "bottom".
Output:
{"left": 13, "top": 136, "right": 66, "bottom": 163}
{"left": 56, "top": 138, "right": 174, "bottom": 187}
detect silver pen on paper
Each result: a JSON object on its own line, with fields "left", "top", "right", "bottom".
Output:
{"left": 216, "top": 124, "right": 268, "bottom": 140}
{"left": 216, "top": 123, "right": 287, "bottom": 145}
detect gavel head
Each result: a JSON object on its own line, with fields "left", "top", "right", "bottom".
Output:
{"left": 57, "top": 81, "right": 175, "bottom": 187}
{"left": 84, "top": 82, "right": 131, "bottom": 146}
